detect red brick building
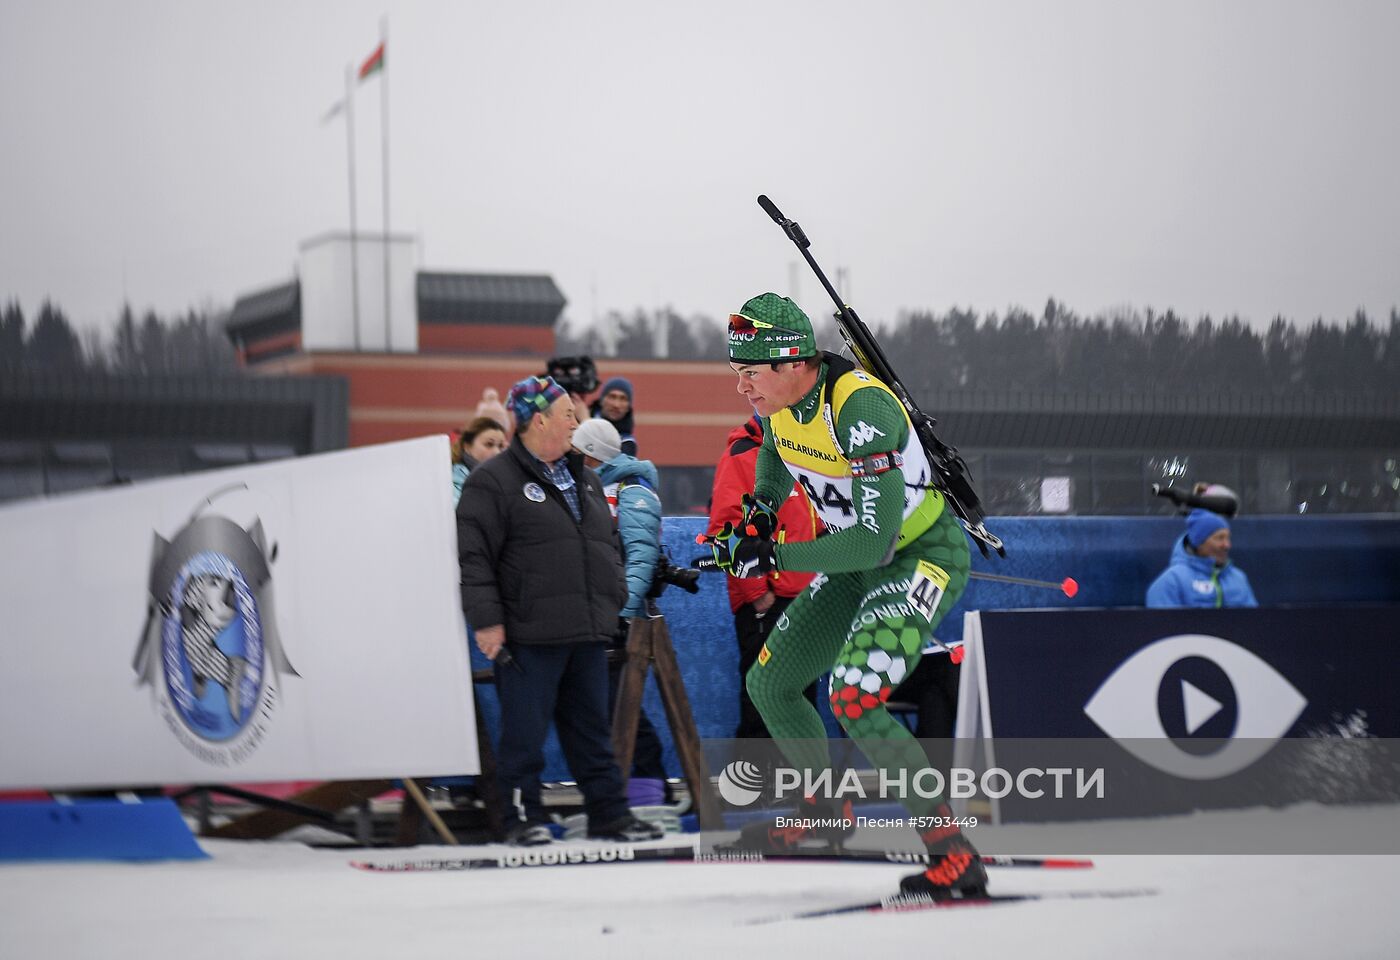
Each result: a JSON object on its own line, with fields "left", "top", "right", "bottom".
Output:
{"left": 227, "top": 263, "right": 749, "bottom": 513}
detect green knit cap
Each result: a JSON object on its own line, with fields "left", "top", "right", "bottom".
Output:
{"left": 727, "top": 293, "right": 818, "bottom": 363}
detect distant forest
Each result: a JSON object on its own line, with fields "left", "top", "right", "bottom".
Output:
{"left": 5, "top": 296, "right": 1398, "bottom": 398}
{"left": 558, "top": 299, "right": 1400, "bottom": 397}
{"left": 0, "top": 301, "right": 235, "bottom": 375}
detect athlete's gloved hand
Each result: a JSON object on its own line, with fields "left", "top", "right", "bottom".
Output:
{"left": 740, "top": 493, "right": 779, "bottom": 540}
{"left": 698, "top": 522, "right": 775, "bottom": 579}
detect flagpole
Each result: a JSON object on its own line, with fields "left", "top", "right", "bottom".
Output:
{"left": 345, "top": 63, "right": 362, "bottom": 351}
{"left": 379, "top": 17, "right": 391, "bottom": 351}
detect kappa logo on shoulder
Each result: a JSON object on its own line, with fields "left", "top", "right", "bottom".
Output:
{"left": 847, "top": 420, "right": 886, "bottom": 449}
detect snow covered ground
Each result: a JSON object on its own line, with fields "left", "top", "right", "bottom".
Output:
{"left": 3, "top": 805, "right": 1397, "bottom": 959}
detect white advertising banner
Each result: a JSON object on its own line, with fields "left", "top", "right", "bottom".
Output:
{"left": 0, "top": 436, "right": 478, "bottom": 789}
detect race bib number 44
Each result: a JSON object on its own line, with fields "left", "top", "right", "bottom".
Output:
{"left": 906, "top": 560, "right": 950, "bottom": 621}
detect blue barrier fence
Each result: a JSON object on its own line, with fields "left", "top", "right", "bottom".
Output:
{"left": 469, "top": 514, "right": 1400, "bottom": 783}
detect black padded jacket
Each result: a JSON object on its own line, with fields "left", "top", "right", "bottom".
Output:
{"left": 457, "top": 441, "right": 626, "bottom": 645}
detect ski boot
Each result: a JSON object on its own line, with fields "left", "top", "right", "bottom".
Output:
{"left": 502, "top": 819, "right": 554, "bottom": 847}
{"left": 725, "top": 795, "right": 855, "bottom": 854}
{"left": 587, "top": 812, "right": 665, "bottom": 843}
{"left": 898, "top": 805, "right": 988, "bottom": 900}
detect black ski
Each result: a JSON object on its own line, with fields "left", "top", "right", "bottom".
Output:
{"left": 350, "top": 844, "right": 1091, "bottom": 873}
{"left": 742, "top": 886, "right": 1158, "bottom": 924}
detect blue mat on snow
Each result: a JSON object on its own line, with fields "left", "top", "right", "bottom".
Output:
{"left": 0, "top": 797, "right": 208, "bottom": 863}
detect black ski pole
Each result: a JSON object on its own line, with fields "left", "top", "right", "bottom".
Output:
{"left": 693, "top": 555, "right": 1076, "bottom": 596}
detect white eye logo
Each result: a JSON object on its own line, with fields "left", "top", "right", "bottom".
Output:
{"left": 1083, "top": 634, "right": 1307, "bottom": 780}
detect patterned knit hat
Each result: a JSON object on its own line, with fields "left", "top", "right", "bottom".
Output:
{"left": 727, "top": 293, "right": 817, "bottom": 363}
{"left": 506, "top": 375, "right": 568, "bottom": 427}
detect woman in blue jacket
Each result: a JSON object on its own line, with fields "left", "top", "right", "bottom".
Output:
{"left": 450, "top": 416, "right": 508, "bottom": 507}
{"left": 1146, "top": 509, "right": 1258, "bottom": 608}
{"left": 571, "top": 418, "right": 673, "bottom": 804}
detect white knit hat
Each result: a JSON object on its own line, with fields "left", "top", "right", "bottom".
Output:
{"left": 571, "top": 418, "right": 623, "bottom": 462}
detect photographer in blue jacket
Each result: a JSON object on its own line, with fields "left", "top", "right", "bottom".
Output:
{"left": 1147, "top": 508, "right": 1259, "bottom": 608}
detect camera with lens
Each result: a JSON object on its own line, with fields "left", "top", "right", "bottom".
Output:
{"left": 545, "top": 355, "right": 600, "bottom": 397}
{"left": 1150, "top": 482, "right": 1240, "bottom": 518}
{"left": 649, "top": 553, "right": 702, "bottom": 598}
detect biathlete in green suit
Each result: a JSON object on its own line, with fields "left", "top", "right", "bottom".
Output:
{"left": 704, "top": 292, "right": 986, "bottom": 899}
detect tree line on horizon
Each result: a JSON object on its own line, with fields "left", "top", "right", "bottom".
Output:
{"left": 556, "top": 299, "right": 1400, "bottom": 398}
{"left": 0, "top": 300, "right": 235, "bottom": 376}
{"left": 5, "top": 295, "right": 1397, "bottom": 399}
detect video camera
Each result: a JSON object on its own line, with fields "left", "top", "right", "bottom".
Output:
{"left": 545, "top": 355, "right": 600, "bottom": 397}
{"left": 1150, "top": 482, "right": 1240, "bottom": 518}
{"left": 649, "top": 553, "right": 702, "bottom": 598}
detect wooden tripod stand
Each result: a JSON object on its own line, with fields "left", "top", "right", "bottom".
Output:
{"left": 609, "top": 609, "right": 723, "bottom": 830}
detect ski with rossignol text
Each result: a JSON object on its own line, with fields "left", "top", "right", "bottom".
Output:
{"left": 350, "top": 844, "right": 1091, "bottom": 873}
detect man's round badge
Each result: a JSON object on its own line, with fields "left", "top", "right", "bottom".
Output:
{"left": 523, "top": 482, "right": 546, "bottom": 503}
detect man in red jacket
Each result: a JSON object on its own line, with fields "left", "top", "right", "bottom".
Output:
{"left": 708, "top": 415, "right": 822, "bottom": 738}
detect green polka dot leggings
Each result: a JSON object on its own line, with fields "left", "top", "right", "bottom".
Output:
{"left": 745, "top": 507, "right": 970, "bottom": 819}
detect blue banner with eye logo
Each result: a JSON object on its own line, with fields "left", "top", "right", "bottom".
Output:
{"left": 979, "top": 606, "right": 1399, "bottom": 741}
{"left": 968, "top": 606, "right": 1400, "bottom": 823}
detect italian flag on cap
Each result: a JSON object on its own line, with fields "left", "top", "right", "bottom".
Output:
{"left": 770, "top": 346, "right": 801, "bottom": 358}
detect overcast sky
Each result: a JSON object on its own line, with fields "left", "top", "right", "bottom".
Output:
{"left": 2, "top": 0, "right": 1397, "bottom": 337}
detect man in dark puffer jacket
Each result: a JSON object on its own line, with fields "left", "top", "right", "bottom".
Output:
{"left": 457, "top": 375, "right": 663, "bottom": 847}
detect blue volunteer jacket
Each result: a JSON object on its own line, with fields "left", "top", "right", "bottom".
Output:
{"left": 595, "top": 454, "right": 662, "bottom": 618}
{"left": 1146, "top": 536, "right": 1259, "bottom": 609}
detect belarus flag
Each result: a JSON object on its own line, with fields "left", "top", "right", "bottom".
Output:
{"left": 358, "top": 42, "right": 385, "bottom": 81}
{"left": 770, "top": 346, "right": 801, "bottom": 358}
